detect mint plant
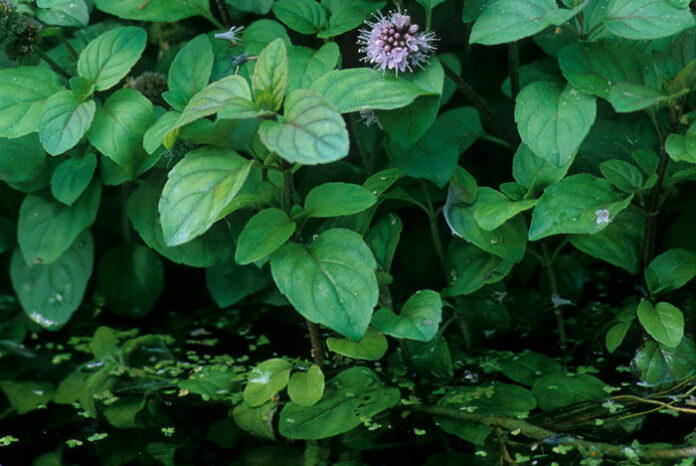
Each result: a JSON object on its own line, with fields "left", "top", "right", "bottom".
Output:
{"left": 1, "top": 0, "right": 696, "bottom": 464}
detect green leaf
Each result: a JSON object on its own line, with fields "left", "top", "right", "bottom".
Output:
{"left": 235, "top": 208, "right": 295, "bottom": 265}
{"left": 242, "top": 19, "right": 292, "bottom": 55}
{"left": 600, "top": 159, "right": 645, "bottom": 193}
{"left": 532, "top": 373, "right": 606, "bottom": 410}
{"left": 235, "top": 0, "right": 274, "bottom": 14}
{"left": 666, "top": 123, "right": 696, "bottom": 164}
{"left": 365, "top": 213, "right": 402, "bottom": 272}
{"left": 512, "top": 144, "right": 571, "bottom": 197}
{"left": 287, "top": 365, "right": 324, "bottom": 407}
{"left": 77, "top": 27, "right": 147, "bottom": 91}
{"left": 326, "top": 327, "right": 388, "bottom": 360}
{"left": 0, "top": 66, "right": 63, "bottom": 139}
{"left": 253, "top": 39, "right": 288, "bottom": 112}
{"left": 645, "top": 248, "right": 696, "bottom": 295}
{"left": 259, "top": 89, "right": 349, "bottom": 165}
{"left": 558, "top": 41, "right": 658, "bottom": 99}
{"left": 0, "top": 134, "right": 46, "bottom": 183}
{"left": 515, "top": 82, "right": 596, "bottom": 167}
{"left": 387, "top": 107, "right": 481, "bottom": 187}
{"left": 273, "top": 0, "right": 327, "bottom": 35}
{"left": 303, "top": 182, "right": 377, "bottom": 218}
{"left": 232, "top": 401, "right": 276, "bottom": 440}
{"left": 372, "top": 290, "right": 442, "bottom": 342}
{"left": 472, "top": 188, "right": 537, "bottom": 232}
{"left": 175, "top": 76, "right": 254, "bottom": 132}
{"left": 378, "top": 59, "right": 445, "bottom": 147}
{"left": 91, "top": 326, "right": 118, "bottom": 360}
{"left": 471, "top": 0, "right": 587, "bottom": 45}
{"left": 50, "top": 153, "right": 97, "bottom": 206}
{"left": 300, "top": 42, "right": 341, "bottom": 89}
{"left": 94, "top": 0, "right": 214, "bottom": 22}
{"left": 88, "top": 89, "right": 154, "bottom": 179}
{"left": 0, "top": 381, "right": 54, "bottom": 415}
{"left": 501, "top": 352, "right": 563, "bottom": 387}
{"left": 278, "top": 367, "right": 399, "bottom": 439}
{"left": 444, "top": 197, "right": 527, "bottom": 262}
{"left": 318, "top": 0, "right": 385, "bottom": 38}
{"left": 270, "top": 228, "right": 378, "bottom": 340}
{"left": 603, "top": 0, "right": 695, "bottom": 40}
{"left": 97, "top": 244, "right": 164, "bottom": 318}
{"left": 159, "top": 147, "right": 253, "bottom": 246}
{"left": 162, "top": 34, "right": 214, "bottom": 111}
{"left": 632, "top": 337, "right": 696, "bottom": 389}
{"left": 311, "top": 68, "right": 433, "bottom": 113}
{"left": 606, "top": 322, "right": 631, "bottom": 353}
{"left": 206, "top": 259, "right": 270, "bottom": 307}
{"left": 405, "top": 335, "right": 453, "bottom": 381}
{"left": 607, "top": 82, "right": 667, "bottom": 113}
{"left": 178, "top": 367, "right": 240, "bottom": 400}
{"left": 104, "top": 397, "right": 146, "bottom": 428}
{"left": 10, "top": 230, "right": 94, "bottom": 330}
{"left": 128, "top": 182, "right": 234, "bottom": 268}
{"left": 443, "top": 240, "right": 514, "bottom": 297}
{"left": 39, "top": 90, "right": 96, "bottom": 156}
{"left": 569, "top": 206, "right": 643, "bottom": 274}
{"left": 18, "top": 182, "right": 100, "bottom": 265}
{"left": 528, "top": 174, "right": 633, "bottom": 241}
{"left": 144, "top": 111, "right": 179, "bottom": 155}
{"left": 243, "top": 358, "right": 292, "bottom": 407}
{"left": 37, "top": 0, "right": 89, "bottom": 27}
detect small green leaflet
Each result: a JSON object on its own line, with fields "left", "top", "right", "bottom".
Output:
{"left": 371, "top": 290, "right": 442, "bottom": 342}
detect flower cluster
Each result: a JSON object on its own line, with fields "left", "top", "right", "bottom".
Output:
{"left": 358, "top": 10, "right": 437, "bottom": 75}
{"left": 0, "top": 0, "right": 43, "bottom": 60}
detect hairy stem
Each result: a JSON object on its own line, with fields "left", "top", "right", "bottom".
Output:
{"left": 641, "top": 142, "right": 670, "bottom": 269}
{"left": 35, "top": 47, "right": 71, "bottom": 80}
{"left": 214, "top": 0, "right": 232, "bottom": 29}
{"left": 420, "top": 181, "right": 446, "bottom": 270}
{"left": 408, "top": 404, "right": 696, "bottom": 460}
{"left": 306, "top": 321, "right": 325, "bottom": 370}
{"left": 441, "top": 61, "right": 519, "bottom": 148}
{"left": 542, "top": 243, "right": 567, "bottom": 353}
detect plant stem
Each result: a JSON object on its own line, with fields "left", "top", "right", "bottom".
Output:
{"left": 60, "top": 34, "right": 79, "bottom": 60}
{"left": 407, "top": 404, "right": 696, "bottom": 461}
{"left": 34, "top": 47, "right": 71, "bottom": 80}
{"left": 282, "top": 165, "right": 326, "bottom": 370}
{"left": 541, "top": 243, "right": 567, "bottom": 353}
{"left": 508, "top": 42, "right": 520, "bottom": 100}
{"left": 440, "top": 61, "right": 519, "bottom": 148}
{"left": 425, "top": 8, "right": 433, "bottom": 30}
{"left": 306, "top": 321, "right": 325, "bottom": 370}
{"left": 641, "top": 140, "right": 671, "bottom": 269}
{"left": 420, "top": 180, "right": 446, "bottom": 270}
{"left": 214, "top": 0, "right": 232, "bottom": 29}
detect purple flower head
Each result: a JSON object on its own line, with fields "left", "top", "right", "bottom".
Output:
{"left": 358, "top": 9, "right": 437, "bottom": 75}
{"left": 215, "top": 25, "right": 244, "bottom": 45}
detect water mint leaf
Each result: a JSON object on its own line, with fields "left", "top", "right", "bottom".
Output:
{"left": 77, "top": 26, "right": 147, "bottom": 91}
{"left": 259, "top": 89, "right": 349, "bottom": 165}
{"left": 159, "top": 148, "right": 253, "bottom": 246}
{"left": 39, "top": 91, "right": 96, "bottom": 155}
{"left": 270, "top": 228, "right": 378, "bottom": 340}
{"left": 515, "top": 82, "right": 596, "bottom": 168}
